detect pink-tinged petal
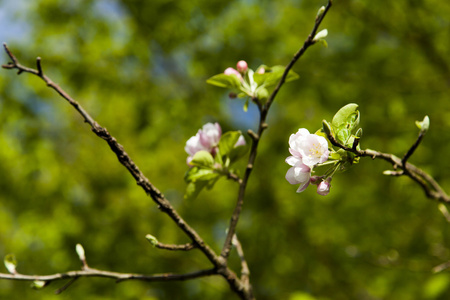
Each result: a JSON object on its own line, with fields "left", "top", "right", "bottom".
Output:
{"left": 214, "top": 122, "right": 222, "bottom": 137}
{"left": 234, "top": 135, "right": 246, "bottom": 147}
{"left": 289, "top": 148, "right": 302, "bottom": 158}
{"left": 285, "top": 168, "right": 299, "bottom": 184}
{"left": 185, "top": 135, "right": 204, "bottom": 156}
{"left": 199, "top": 122, "right": 222, "bottom": 149}
{"left": 296, "top": 180, "right": 310, "bottom": 193}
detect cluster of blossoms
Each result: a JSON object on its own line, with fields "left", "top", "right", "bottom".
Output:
{"left": 185, "top": 122, "right": 245, "bottom": 165}
{"left": 285, "top": 128, "right": 331, "bottom": 195}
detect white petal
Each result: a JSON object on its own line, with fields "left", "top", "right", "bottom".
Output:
{"left": 285, "top": 156, "right": 301, "bottom": 166}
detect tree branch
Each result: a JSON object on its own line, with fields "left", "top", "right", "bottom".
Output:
{"left": 2, "top": 43, "right": 252, "bottom": 299}
{"left": 325, "top": 131, "right": 450, "bottom": 203}
{"left": 220, "top": 0, "right": 333, "bottom": 262}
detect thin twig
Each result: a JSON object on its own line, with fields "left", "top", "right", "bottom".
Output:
{"left": 433, "top": 261, "right": 450, "bottom": 273}
{"left": 0, "top": 268, "right": 217, "bottom": 283}
{"left": 265, "top": 0, "right": 333, "bottom": 112}
{"left": 232, "top": 235, "right": 250, "bottom": 285}
{"left": 155, "top": 243, "right": 196, "bottom": 251}
{"left": 402, "top": 130, "right": 425, "bottom": 169}
{"left": 55, "top": 277, "right": 78, "bottom": 294}
{"left": 220, "top": 0, "right": 334, "bottom": 262}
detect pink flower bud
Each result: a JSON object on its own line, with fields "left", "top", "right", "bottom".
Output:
{"left": 236, "top": 60, "right": 248, "bottom": 73}
{"left": 224, "top": 67, "right": 243, "bottom": 81}
{"left": 185, "top": 123, "right": 222, "bottom": 166}
{"left": 256, "top": 67, "right": 265, "bottom": 74}
{"left": 317, "top": 180, "right": 331, "bottom": 196}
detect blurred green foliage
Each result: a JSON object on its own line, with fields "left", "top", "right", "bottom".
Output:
{"left": 1, "top": 0, "right": 450, "bottom": 299}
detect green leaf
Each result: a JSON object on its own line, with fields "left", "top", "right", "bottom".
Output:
{"left": 331, "top": 103, "right": 359, "bottom": 128}
{"left": 184, "top": 181, "right": 208, "bottom": 200}
{"left": 253, "top": 65, "right": 299, "bottom": 89}
{"left": 4, "top": 254, "right": 17, "bottom": 274}
{"left": 336, "top": 127, "right": 350, "bottom": 144}
{"left": 228, "top": 144, "right": 249, "bottom": 163}
{"left": 255, "top": 86, "right": 269, "bottom": 101}
{"left": 206, "top": 73, "right": 242, "bottom": 89}
{"left": 322, "top": 120, "right": 334, "bottom": 137}
{"left": 189, "top": 150, "right": 215, "bottom": 168}
{"left": 415, "top": 115, "right": 430, "bottom": 133}
{"left": 329, "top": 152, "right": 342, "bottom": 160}
{"left": 185, "top": 167, "right": 219, "bottom": 182}
{"left": 331, "top": 103, "right": 360, "bottom": 144}
{"left": 218, "top": 131, "right": 242, "bottom": 157}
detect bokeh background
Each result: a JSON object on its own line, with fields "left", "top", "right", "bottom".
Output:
{"left": 1, "top": 0, "right": 450, "bottom": 299}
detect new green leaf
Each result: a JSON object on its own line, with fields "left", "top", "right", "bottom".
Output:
{"left": 206, "top": 73, "right": 242, "bottom": 89}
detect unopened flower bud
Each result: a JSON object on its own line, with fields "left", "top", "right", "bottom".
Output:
{"left": 316, "top": 6, "right": 325, "bottom": 19}
{"left": 313, "top": 29, "right": 328, "bottom": 42}
{"left": 256, "top": 67, "right": 265, "bottom": 74}
{"left": 224, "top": 67, "right": 243, "bottom": 81}
{"left": 236, "top": 60, "right": 248, "bottom": 73}
{"left": 228, "top": 92, "right": 237, "bottom": 99}
{"left": 317, "top": 179, "right": 331, "bottom": 196}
